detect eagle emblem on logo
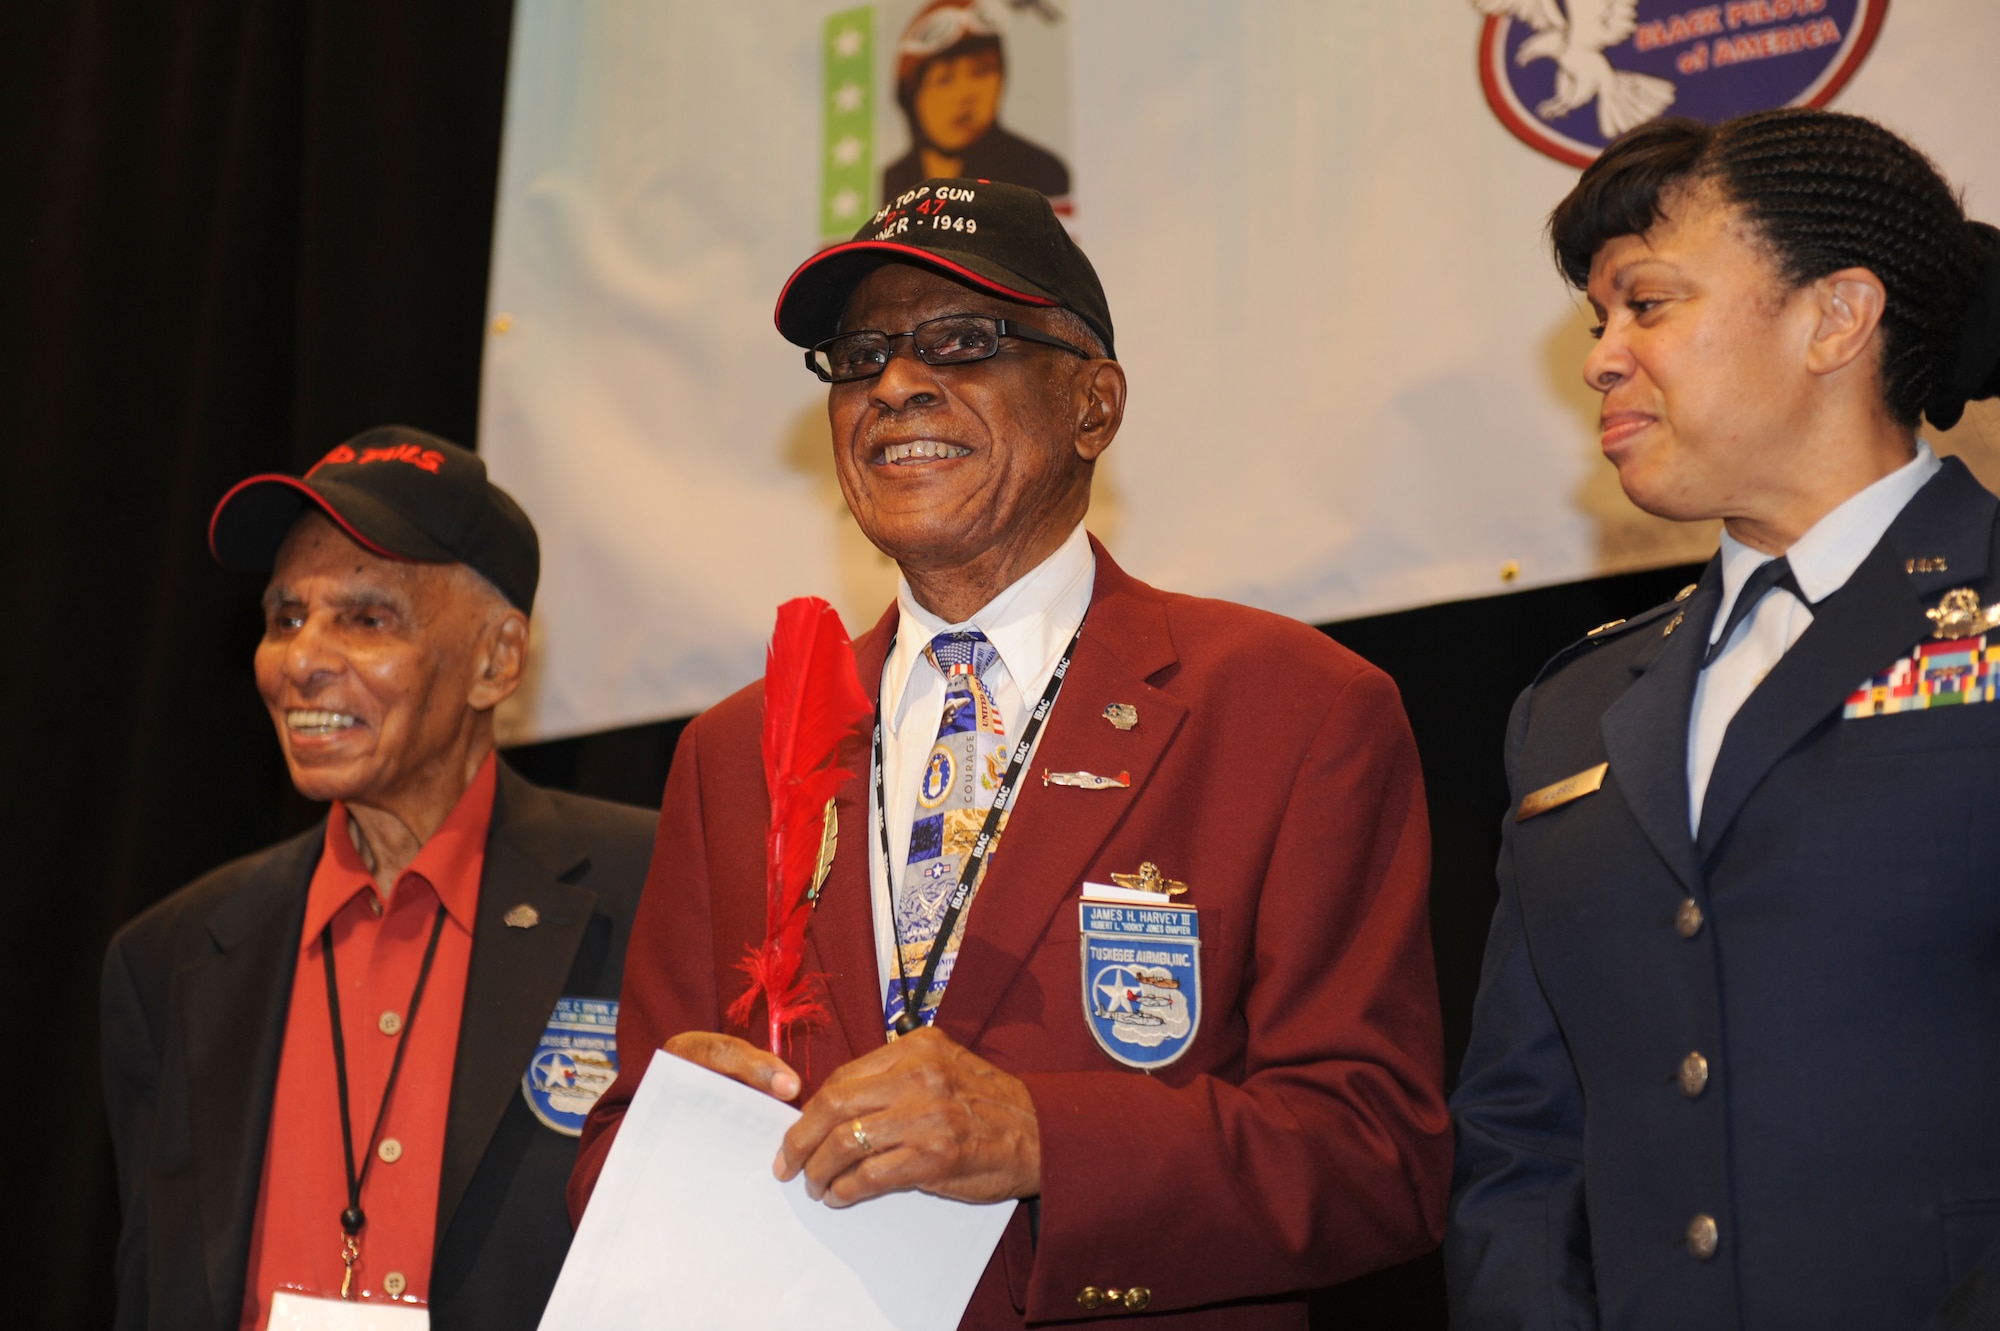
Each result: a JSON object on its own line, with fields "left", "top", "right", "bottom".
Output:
{"left": 1474, "top": 0, "right": 1888, "bottom": 167}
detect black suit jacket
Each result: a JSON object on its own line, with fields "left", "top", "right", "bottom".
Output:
{"left": 1447, "top": 456, "right": 2000, "bottom": 1329}
{"left": 101, "top": 760, "right": 654, "bottom": 1331}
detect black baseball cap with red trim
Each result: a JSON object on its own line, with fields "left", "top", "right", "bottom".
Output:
{"left": 208, "top": 425, "right": 540, "bottom": 612}
{"left": 774, "top": 178, "right": 1114, "bottom": 358}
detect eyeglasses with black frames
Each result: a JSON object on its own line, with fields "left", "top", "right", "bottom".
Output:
{"left": 806, "top": 314, "right": 1094, "bottom": 384}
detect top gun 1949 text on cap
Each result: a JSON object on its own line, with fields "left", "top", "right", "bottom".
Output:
{"left": 774, "top": 177, "right": 1115, "bottom": 359}
{"left": 207, "top": 424, "right": 541, "bottom": 613}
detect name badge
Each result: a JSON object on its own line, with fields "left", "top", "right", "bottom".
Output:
{"left": 1079, "top": 894, "right": 1201, "bottom": 1069}
{"left": 268, "top": 1291, "right": 429, "bottom": 1329}
{"left": 1515, "top": 762, "right": 1608, "bottom": 822}
{"left": 522, "top": 996, "right": 620, "bottom": 1136}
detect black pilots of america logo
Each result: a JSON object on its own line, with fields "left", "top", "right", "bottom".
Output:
{"left": 1473, "top": 0, "right": 1888, "bottom": 167}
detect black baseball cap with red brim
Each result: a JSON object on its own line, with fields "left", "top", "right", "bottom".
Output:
{"left": 208, "top": 424, "right": 540, "bottom": 613}
{"left": 774, "top": 178, "right": 1115, "bottom": 358}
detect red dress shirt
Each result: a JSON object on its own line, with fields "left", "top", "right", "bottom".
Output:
{"left": 238, "top": 754, "right": 495, "bottom": 1328}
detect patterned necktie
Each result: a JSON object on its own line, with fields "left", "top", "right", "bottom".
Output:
{"left": 1704, "top": 556, "right": 1807, "bottom": 667}
{"left": 883, "top": 629, "right": 1008, "bottom": 1033}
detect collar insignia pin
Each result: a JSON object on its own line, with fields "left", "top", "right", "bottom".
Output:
{"left": 1109, "top": 861, "right": 1188, "bottom": 898}
{"left": 1102, "top": 703, "right": 1139, "bottom": 731}
{"left": 504, "top": 903, "right": 540, "bottom": 929}
{"left": 1663, "top": 610, "right": 1685, "bottom": 638}
{"left": 1906, "top": 556, "right": 1949, "bottom": 575}
{"left": 1927, "top": 587, "right": 2000, "bottom": 640}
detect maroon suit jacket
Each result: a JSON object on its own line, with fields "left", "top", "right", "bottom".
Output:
{"left": 571, "top": 541, "right": 1450, "bottom": 1327}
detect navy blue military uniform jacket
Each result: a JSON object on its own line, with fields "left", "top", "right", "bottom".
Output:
{"left": 100, "top": 762, "right": 654, "bottom": 1331}
{"left": 1448, "top": 457, "right": 2000, "bottom": 1330}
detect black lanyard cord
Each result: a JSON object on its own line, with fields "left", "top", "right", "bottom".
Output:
{"left": 322, "top": 898, "right": 449, "bottom": 1270}
{"left": 873, "top": 619, "right": 1083, "bottom": 1035}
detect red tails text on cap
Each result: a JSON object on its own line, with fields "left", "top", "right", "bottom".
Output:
{"left": 306, "top": 441, "right": 444, "bottom": 477}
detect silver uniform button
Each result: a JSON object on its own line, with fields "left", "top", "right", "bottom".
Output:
{"left": 1679, "top": 1052, "right": 1709, "bottom": 1098}
{"left": 1676, "top": 898, "right": 1703, "bottom": 938}
{"left": 1687, "top": 1213, "right": 1719, "bottom": 1259}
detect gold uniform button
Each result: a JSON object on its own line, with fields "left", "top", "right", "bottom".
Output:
{"left": 1077, "top": 1286, "right": 1105, "bottom": 1310}
{"left": 383, "top": 1271, "right": 408, "bottom": 1297}
{"left": 378, "top": 1010, "right": 403, "bottom": 1036}
{"left": 1679, "top": 1051, "right": 1709, "bottom": 1098}
{"left": 1675, "top": 583, "right": 1697, "bottom": 602}
{"left": 1687, "top": 1213, "right": 1719, "bottom": 1259}
{"left": 1124, "top": 1287, "right": 1152, "bottom": 1310}
{"left": 377, "top": 1137, "right": 403, "bottom": 1163}
{"left": 1676, "top": 898, "right": 1704, "bottom": 938}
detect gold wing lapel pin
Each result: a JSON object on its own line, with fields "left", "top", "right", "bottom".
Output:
{"left": 807, "top": 796, "right": 839, "bottom": 904}
{"left": 1927, "top": 587, "right": 2000, "bottom": 640}
{"left": 1109, "top": 861, "right": 1188, "bottom": 898}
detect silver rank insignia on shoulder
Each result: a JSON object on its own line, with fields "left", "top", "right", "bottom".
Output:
{"left": 1102, "top": 703, "right": 1139, "bottom": 731}
{"left": 1044, "top": 769, "right": 1131, "bottom": 789}
{"left": 504, "top": 903, "right": 540, "bottom": 929}
{"left": 1109, "top": 860, "right": 1188, "bottom": 898}
{"left": 1927, "top": 587, "right": 2000, "bottom": 640}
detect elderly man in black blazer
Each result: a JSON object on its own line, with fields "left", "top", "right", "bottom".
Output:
{"left": 100, "top": 427, "right": 653, "bottom": 1331}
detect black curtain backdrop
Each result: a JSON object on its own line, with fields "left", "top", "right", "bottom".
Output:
{"left": 3, "top": 6, "right": 1703, "bottom": 1326}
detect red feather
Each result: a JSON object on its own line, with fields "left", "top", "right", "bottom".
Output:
{"left": 727, "top": 597, "right": 873, "bottom": 1054}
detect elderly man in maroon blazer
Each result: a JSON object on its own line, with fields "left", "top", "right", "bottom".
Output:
{"left": 570, "top": 179, "right": 1450, "bottom": 1327}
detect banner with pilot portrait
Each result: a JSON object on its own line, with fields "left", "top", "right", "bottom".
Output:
{"left": 822, "top": 0, "right": 1074, "bottom": 243}
{"left": 482, "top": 0, "right": 2000, "bottom": 743}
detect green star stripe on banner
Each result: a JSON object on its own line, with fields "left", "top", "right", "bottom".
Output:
{"left": 821, "top": 6, "right": 873, "bottom": 242}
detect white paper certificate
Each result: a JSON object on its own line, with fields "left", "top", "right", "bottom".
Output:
{"left": 537, "top": 1049, "right": 1017, "bottom": 1331}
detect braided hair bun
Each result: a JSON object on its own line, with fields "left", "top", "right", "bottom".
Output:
{"left": 1550, "top": 108, "right": 2000, "bottom": 430}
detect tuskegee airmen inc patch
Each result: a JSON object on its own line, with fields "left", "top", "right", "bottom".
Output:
{"left": 521, "top": 996, "right": 620, "bottom": 1136}
{"left": 1079, "top": 895, "right": 1201, "bottom": 1070}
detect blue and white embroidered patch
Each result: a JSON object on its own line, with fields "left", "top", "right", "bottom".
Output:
{"left": 1080, "top": 899, "right": 1200, "bottom": 1070}
{"left": 521, "top": 996, "right": 619, "bottom": 1137}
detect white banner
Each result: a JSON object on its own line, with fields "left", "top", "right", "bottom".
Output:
{"left": 480, "top": 0, "right": 2000, "bottom": 743}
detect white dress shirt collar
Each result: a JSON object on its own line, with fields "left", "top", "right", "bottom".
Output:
{"left": 882, "top": 522, "right": 1096, "bottom": 737}
{"left": 1709, "top": 440, "right": 1940, "bottom": 641}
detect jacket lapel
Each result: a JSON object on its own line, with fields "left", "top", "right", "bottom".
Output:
{"left": 1599, "top": 563, "right": 1716, "bottom": 897}
{"left": 437, "top": 762, "right": 598, "bottom": 1240}
{"left": 178, "top": 828, "right": 319, "bottom": 1326}
{"left": 1697, "top": 458, "right": 1997, "bottom": 859}
{"left": 935, "top": 544, "right": 1186, "bottom": 1049}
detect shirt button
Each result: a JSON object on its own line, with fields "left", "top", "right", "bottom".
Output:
{"left": 1687, "top": 1213, "right": 1719, "bottom": 1260}
{"left": 378, "top": 1011, "right": 403, "bottom": 1036}
{"left": 377, "top": 1137, "right": 403, "bottom": 1164}
{"left": 1679, "top": 1051, "right": 1709, "bottom": 1098}
{"left": 1124, "top": 1287, "right": 1152, "bottom": 1310}
{"left": 383, "top": 1271, "right": 408, "bottom": 1298}
{"left": 1676, "top": 898, "right": 1704, "bottom": 938}
{"left": 1076, "top": 1286, "right": 1105, "bottom": 1310}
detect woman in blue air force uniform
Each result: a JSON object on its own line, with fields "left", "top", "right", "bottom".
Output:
{"left": 1447, "top": 108, "right": 2000, "bottom": 1331}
